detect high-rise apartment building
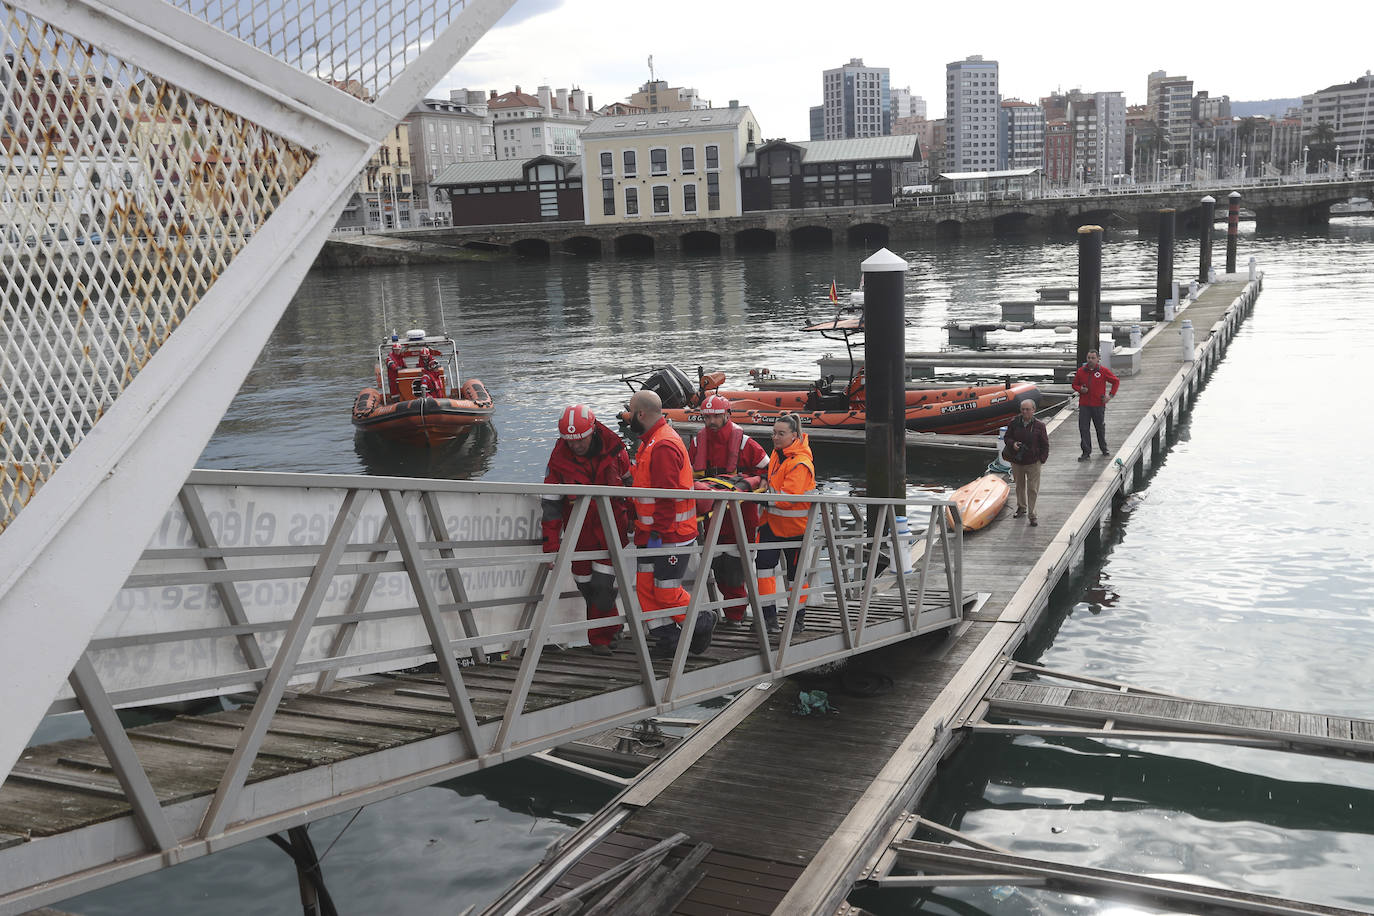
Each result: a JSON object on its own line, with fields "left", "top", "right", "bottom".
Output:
{"left": 999, "top": 99, "right": 1044, "bottom": 170}
{"left": 1094, "top": 91, "right": 1127, "bottom": 180}
{"left": 890, "top": 87, "right": 927, "bottom": 123}
{"left": 809, "top": 105, "right": 824, "bottom": 141}
{"left": 1147, "top": 70, "right": 1194, "bottom": 165}
{"left": 946, "top": 56, "right": 1000, "bottom": 172}
{"left": 1302, "top": 72, "right": 1374, "bottom": 172}
{"left": 1195, "top": 91, "right": 1232, "bottom": 122}
{"left": 1038, "top": 89, "right": 1124, "bottom": 183}
{"left": 821, "top": 58, "right": 890, "bottom": 139}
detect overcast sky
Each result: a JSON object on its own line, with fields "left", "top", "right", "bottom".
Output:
{"left": 438, "top": 0, "right": 1371, "bottom": 138}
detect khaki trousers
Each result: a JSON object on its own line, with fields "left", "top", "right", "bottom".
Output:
{"left": 1011, "top": 461, "right": 1042, "bottom": 515}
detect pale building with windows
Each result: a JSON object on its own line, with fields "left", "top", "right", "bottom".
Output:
{"left": 627, "top": 80, "right": 710, "bottom": 112}
{"left": 946, "top": 56, "right": 1000, "bottom": 172}
{"left": 821, "top": 59, "right": 890, "bottom": 140}
{"left": 336, "top": 122, "right": 414, "bottom": 230}
{"left": 999, "top": 99, "right": 1044, "bottom": 170}
{"left": 488, "top": 85, "right": 596, "bottom": 161}
{"left": 1302, "top": 72, "right": 1374, "bottom": 172}
{"left": 578, "top": 105, "right": 761, "bottom": 226}
{"left": 403, "top": 92, "right": 492, "bottom": 226}
{"left": 890, "top": 87, "right": 926, "bottom": 123}
{"left": 1147, "top": 70, "right": 1194, "bottom": 166}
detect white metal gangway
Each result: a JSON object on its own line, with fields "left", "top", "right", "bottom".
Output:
{"left": 0, "top": 470, "right": 966, "bottom": 912}
{"left": 0, "top": 0, "right": 516, "bottom": 792}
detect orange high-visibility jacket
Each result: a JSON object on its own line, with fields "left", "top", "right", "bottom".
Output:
{"left": 631, "top": 418, "right": 696, "bottom": 544}
{"left": 761, "top": 434, "right": 815, "bottom": 537}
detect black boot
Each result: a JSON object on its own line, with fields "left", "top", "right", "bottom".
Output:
{"left": 687, "top": 612, "right": 716, "bottom": 655}
{"left": 650, "top": 623, "right": 682, "bottom": 659}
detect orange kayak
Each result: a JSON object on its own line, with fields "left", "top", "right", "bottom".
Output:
{"left": 945, "top": 475, "right": 1010, "bottom": 531}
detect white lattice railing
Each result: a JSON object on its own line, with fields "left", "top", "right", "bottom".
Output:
{"left": 0, "top": 0, "right": 516, "bottom": 786}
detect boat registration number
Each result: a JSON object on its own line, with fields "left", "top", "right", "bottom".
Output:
{"left": 940, "top": 401, "right": 977, "bottom": 414}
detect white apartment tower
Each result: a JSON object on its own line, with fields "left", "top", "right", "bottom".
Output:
{"left": 1302, "top": 72, "right": 1374, "bottom": 171}
{"left": 946, "top": 56, "right": 1001, "bottom": 171}
{"left": 1095, "top": 91, "right": 1127, "bottom": 180}
{"left": 999, "top": 100, "right": 1045, "bottom": 170}
{"left": 821, "top": 58, "right": 891, "bottom": 140}
{"left": 890, "top": 87, "right": 927, "bottom": 123}
{"left": 1147, "top": 70, "right": 1194, "bottom": 165}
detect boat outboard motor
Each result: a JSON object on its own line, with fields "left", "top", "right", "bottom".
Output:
{"left": 641, "top": 365, "right": 695, "bottom": 409}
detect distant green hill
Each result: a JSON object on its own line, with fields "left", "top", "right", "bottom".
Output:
{"left": 1231, "top": 98, "right": 1301, "bottom": 119}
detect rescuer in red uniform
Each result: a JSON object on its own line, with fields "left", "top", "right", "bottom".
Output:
{"left": 541, "top": 405, "right": 632, "bottom": 655}
{"left": 687, "top": 395, "right": 769, "bottom": 624}
{"left": 384, "top": 338, "right": 407, "bottom": 398}
{"left": 1072, "top": 349, "right": 1121, "bottom": 460}
{"left": 626, "top": 389, "right": 714, "bottom": 658}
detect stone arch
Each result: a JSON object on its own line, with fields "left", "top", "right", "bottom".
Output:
{"left": 993, "top": 212, "right": 1033, "bottom": 236}
{"left": 734, "top": 228, "right": 776, "bottom": 252}
{"left": 790, "top": 225, "right": 833, "bottom": 249}
{"left": 614, "top": 233, "right": 655, "bottom": 256}
{"left": 681, "top": 230, "right": 722, "bottom": 254}
{"left": 935, "top": 219, "right": 962, "bottom": 241}
{"left": 562, "top": 236, "right": 601, "bottom": 258}
{"left": 846, "top": 222, "right": 889, "bottom": 248}
{"left": 511, "top": 238, "right": 551, "bottom": 258}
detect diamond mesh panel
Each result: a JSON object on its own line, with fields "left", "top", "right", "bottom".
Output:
{"left": 0, "top": 5, "right": 315, "bottom": 532}
{"left": 171, "top": 0, "right": 459, "bottom": 98}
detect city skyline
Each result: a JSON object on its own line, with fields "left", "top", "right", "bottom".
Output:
{"left": 437, "top": 0, "right": 1370, "bottom": 139}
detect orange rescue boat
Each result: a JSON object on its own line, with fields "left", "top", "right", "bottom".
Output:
{"left": 352, "top": 329, "right": 493, "bottom": 447}
{"left": 623, "top": 365, "right": 1039, "bottom": 436}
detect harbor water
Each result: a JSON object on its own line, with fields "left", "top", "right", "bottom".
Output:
{"left": 65, "top": 216, "right": 1374, "bottom": 914}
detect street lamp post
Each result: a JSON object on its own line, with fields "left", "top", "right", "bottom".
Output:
{"left": 1241, "top": 152, "right": 1247, "bottom": 179}
{"left": 1302, "top": 145, "right": 1309, "bottom": 176}
{"left": 1334, "top": 144, "right": 1342, "bottom": 178}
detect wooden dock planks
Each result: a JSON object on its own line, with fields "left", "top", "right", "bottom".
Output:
{"left": 0, "top": 595, "right": 903, "bottom": 844}
{"left": 585, "top": 275, "right": 1274, "bottom": 913}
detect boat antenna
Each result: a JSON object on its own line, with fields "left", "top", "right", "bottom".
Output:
{"left": 437, "top": 280, "right": 451, "bottom": 338}
{"left": 381, "top": 285, "right": 391, "bottom": 339}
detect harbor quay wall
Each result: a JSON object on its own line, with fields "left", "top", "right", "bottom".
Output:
{"left": 319, "top": 179, "right": 1372, "bottom": 266}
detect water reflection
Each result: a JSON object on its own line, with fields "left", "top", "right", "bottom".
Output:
{"left": 353, "top": 422, "right": 498, "bottom": 479}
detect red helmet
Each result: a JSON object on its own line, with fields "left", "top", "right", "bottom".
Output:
{"left": 559, "top": 404, "right": 596, "bottom": 440}
{"left": 701, "top": 395, "right": 731, "bottom": 415}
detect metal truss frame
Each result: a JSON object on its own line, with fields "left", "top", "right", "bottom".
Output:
{"left": 0, "top": 0, "right": 518, "bottom": 784}
{"left": 0, "top": 469, "right": 965, "bottom": 912}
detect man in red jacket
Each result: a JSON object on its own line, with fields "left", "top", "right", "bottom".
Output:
{"left": 1072, "top": 350, "right": 1121, "bottom": 460}
{"left": 542, "top": 405, "right": 632, "bottom": 654}
{"left": 687, "top": 395, "right": 769, "bottom": 624}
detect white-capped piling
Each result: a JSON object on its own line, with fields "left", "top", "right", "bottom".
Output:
{"left": 862, "top": 248, "right": 910, "bottom": 532}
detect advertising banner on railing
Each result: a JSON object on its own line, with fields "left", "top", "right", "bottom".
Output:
{"left": 59, "top": 484, "right": 589, "bottom": 709}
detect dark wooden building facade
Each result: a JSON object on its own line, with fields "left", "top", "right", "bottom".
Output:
{"left": 739, "top": 137, "right": 919, "bottom": 211}
{"left": 433, "top": 156, "right": 584, "bottom": 226}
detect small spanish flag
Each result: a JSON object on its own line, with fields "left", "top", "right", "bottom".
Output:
{"left": 828, "top": 279, "right": 839, "bottom": 303}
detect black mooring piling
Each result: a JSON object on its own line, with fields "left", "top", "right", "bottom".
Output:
{"left": 1077, "top": 225, "right": 1103, "bottom": 367}
{"left": 862, "top": 248, "right": 909, "bottom": 532}
{"left": 1155, "top": 208, "right": 1176, "bottom": 321}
